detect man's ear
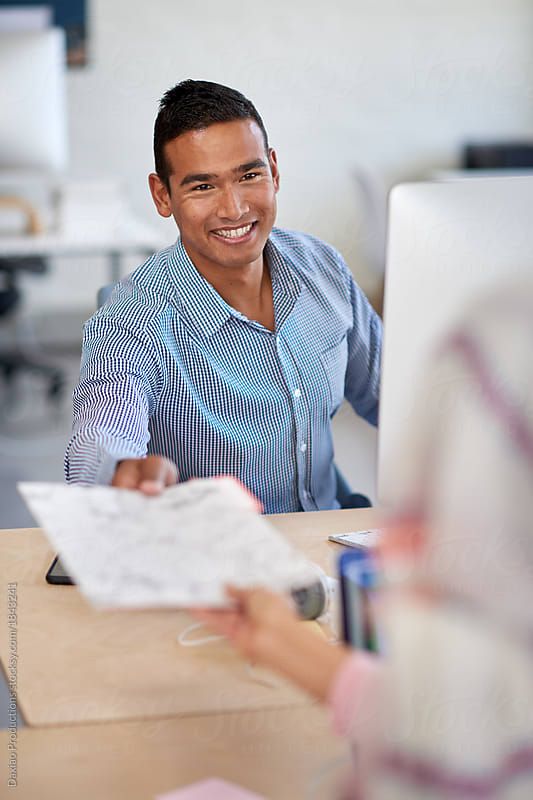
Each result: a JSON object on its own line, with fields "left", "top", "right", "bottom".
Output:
{"left": 148, "top": 173, "right": 173, "bottom": 218}
{"left": 268, "top": 148, "right": 280, "bottom": 193}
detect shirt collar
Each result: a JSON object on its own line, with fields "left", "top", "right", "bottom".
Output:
{"left": 166, "top": 232, "right": 301, "bottom": 339}
{"left": 266, "top": 234, "right": 302, "bottom": 331}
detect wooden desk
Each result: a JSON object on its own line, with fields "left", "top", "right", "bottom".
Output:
{"left": 0, "top": 508, "right": 382, "bottom": 727}
{"left": 0, "top": 705, "right": 351, "bottom": 799}
{"left": 0, "top": 509, "right": 383, "bottom": 798}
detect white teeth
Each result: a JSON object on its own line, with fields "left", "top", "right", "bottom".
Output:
{"left": 214, "top": 224, "right": 253, "bottom": 239}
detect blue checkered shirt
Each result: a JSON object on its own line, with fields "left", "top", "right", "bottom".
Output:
{"left": 65, "top": 228, "right": 381, "bottom": 513}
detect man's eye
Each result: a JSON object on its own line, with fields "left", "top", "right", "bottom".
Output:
{"left": 241, "top": 172, "right": 260, "bottom": 181}
{"left": 192, "top": 184, "right": 212, "bottom": 192}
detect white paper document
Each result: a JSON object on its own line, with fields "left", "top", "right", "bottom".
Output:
{"left": 328, "top": 529, "right": 383, "bottom": 549}
{"left": 19, "top": 479, "right": 318, "bottom": 609}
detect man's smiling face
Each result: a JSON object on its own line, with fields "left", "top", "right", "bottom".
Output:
{"left": 149, "top": 119, "right": 280, "bottom": 277}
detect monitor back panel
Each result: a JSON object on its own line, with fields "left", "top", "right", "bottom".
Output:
{"left": 378, "top": 176, "right": 533, "bottom": 505}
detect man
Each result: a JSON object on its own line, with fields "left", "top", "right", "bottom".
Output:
{"left": 65, "top": 80, "right": 382, "bottom": 514}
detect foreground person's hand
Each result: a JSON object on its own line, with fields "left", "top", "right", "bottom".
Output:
{"left": 194, "top": 585, "right": 297, "bottom": 663}
{"left": 194, "top": 586, "right": 349, "bottom": 701}
{"left": 111, "top": 455, "right": 178, "bottom": 495}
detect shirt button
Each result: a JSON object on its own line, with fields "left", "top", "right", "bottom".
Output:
{"left": 300, "top": 442, "right": 307, "bottom": 453}
{"left": 294, "top": 388, "right": 301, "bottom": 398}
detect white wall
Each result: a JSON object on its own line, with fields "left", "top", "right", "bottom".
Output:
{"left": 14, "top": 0, "right": 533, "bottom": 500}
{"left": 22, "top": 0, "right": 533, "bottom": 314}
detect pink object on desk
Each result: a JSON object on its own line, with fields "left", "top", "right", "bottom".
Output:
{"left": 156, "top": 778, "right": 265, "bottom": 800}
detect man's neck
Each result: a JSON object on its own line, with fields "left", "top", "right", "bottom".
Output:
{"left": 192, "top": 253, "right": 275, "bottom": 331}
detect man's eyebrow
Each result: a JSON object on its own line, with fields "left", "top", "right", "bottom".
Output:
{"left": 235, "top": 159, "right": 268, "bottom": 173}
{"left": 180, "top": 172, "right": 217, "bottom": 187}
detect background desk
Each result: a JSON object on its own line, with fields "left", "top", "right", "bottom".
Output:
{"left": 0, "top": 217, "right": 163, "bottom": 283}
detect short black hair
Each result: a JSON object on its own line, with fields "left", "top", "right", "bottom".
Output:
{"left": 154, "top": 80, "right": 269, "bottom": 190}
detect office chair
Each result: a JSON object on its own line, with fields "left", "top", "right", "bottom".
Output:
{"left": 0, "top": 256, "right": 64, "bottom": 400}
{"left": 335, "top": 466, "right": 371, "bottom": 508}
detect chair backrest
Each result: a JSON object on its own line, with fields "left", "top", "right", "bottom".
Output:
{"left": 97, "top": 283, "right": 115, "bottom": 308}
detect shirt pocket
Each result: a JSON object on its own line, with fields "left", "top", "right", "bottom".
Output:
{"left": 319, "top": 333, "right": 348, "bottom": 414}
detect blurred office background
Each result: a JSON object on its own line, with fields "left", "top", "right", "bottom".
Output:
{"left": 1, "top": 0, "right": 533, "bottom": 527}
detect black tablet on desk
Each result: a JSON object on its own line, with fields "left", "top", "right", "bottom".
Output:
{"left": 45, "top": 555, "right": 74, "bottom": 585}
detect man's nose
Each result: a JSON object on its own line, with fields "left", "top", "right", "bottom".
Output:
{"left": 217, "top": 186, "right": 249, "bottom": 221}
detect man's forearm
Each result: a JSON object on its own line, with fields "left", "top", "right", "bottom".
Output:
{"left": 64, "top": 428, "right": 144, "bottom": 484}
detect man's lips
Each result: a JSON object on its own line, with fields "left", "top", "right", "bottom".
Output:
{"left": 211, "top": 221, "right": 257, "bottom": 242}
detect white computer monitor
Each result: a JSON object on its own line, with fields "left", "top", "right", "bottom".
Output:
{"left": 378, "top": 176, "right": 533, "bottom": 506}
{"left": 0, "top": 28, "right": 67, "bottom": 172}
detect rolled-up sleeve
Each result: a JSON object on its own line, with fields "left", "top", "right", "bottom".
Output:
{"left": 64, "top": 315, "right": 161, "bottom": 485}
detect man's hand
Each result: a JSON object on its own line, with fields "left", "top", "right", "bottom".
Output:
{"left": 111, "top": 455, "right": 178, "bottom": 495}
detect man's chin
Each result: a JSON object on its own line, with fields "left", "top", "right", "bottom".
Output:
{"left": 182, "top": 229, "right": 271, "bottom": 273}
{"left": 207, "top": 238, "right": 267, "bottom": 268}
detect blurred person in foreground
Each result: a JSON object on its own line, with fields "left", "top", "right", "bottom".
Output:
{"left": 196, "top": 281, "right": 533, "bottom": 798}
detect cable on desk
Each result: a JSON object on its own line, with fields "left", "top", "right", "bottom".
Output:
{"left": 177, "top": 621, "right": 225, "bottom": 647}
